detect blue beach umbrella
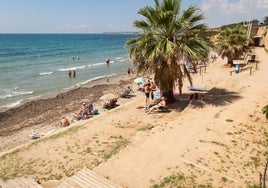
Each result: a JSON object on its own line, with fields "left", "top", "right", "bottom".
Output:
{"left": 134, "top": 77, "right": 146, "bottom": 84}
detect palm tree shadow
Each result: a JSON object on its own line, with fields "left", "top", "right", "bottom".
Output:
{"left": 169, "top": 87, "right": 242, "bottom": 112}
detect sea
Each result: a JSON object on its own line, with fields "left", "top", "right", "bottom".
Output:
{"left": 0, "top": 34, "right": 136, "bottom": 109}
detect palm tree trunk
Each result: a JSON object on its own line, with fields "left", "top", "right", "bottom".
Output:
{"left": 162, "top": 90, "right": 175, "bottom": 103}
{"left": 227, "top": 57, "right": 234, "bottom": 67}
{"left": 178, "top": 80, "right": 183, "bottom": 95}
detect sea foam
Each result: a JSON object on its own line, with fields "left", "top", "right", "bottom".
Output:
{"left": 39, "top": 71, "right": 53, "bottom": 75}
{"left": 0, "top": 90, "right": 34, "bottom": 99}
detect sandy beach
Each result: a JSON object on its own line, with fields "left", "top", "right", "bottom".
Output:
{"left": 0, "top": 72, "right": 135, "bottom": 153}
{"left": 0, "top": 47, "right": 267, "bottom": 187}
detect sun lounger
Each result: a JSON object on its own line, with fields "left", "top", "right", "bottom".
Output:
{"left": 120, "top": 87, "right": 132, "bottom": 98}
{"left": 187, "top": 86, "right": 208, "bottom": 104}
{"left": 187, "top": 85, "right": 207, "bottom": 92}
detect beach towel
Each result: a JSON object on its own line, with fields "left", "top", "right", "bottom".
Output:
{"left": 29, "top": 132, "right": 43, "bottom": 139}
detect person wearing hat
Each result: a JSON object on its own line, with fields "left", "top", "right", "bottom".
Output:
{"left": 145, "top": 96, "right": 166, "bottom": 114}
{"left": 74, "top": 102, "right": 90, "bottom": 120}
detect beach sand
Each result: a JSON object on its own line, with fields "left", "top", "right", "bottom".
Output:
{"left": 0, "top": 47, "right": 268, "bottom": 187}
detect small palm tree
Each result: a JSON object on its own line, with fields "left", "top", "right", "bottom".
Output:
{"left": 263, "top": 105, "right": 268, "bottom": 120}
{"left": 126, "top": 0, "right": 210, "bottom": 102}
{"left": 216, "top": 25, "right": 248, "bottom": 66}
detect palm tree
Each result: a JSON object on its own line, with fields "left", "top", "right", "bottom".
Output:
{"left": 216, "top": 25, "right": 248, "bottom": 67}
{"left": 126, "top": 0, "right": 210, "bottom": 103}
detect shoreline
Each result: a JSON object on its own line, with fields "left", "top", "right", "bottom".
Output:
{"left": 0, "top": 70, "right": 136, "bottom": 153}
{"left": 0, "top": 71, "right": 126, "bottom": 112}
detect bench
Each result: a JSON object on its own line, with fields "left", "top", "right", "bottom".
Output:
{"left": 230, "top": 66, "right": 253, "bottom": 76}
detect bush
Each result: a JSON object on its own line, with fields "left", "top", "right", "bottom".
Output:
{"left": 262, "top": 105, "right": 268, "bottom": 120}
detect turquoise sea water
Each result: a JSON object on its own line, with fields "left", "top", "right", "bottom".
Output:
{"left": 0, "top": 34, "right": 134, "bottom": 108}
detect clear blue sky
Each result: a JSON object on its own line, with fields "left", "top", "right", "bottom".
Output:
{"left": 0, "top": 0, "right": 267, "bottom": 33}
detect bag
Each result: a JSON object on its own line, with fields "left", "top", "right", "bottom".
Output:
{"left": 93, "top": 109, "right": 99, "bottom": 115}
{"left": 194, "top": 93, "right": 198, "bottom": 100}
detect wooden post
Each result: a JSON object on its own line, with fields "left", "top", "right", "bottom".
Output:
{"left": 256, "top": 61, "right": 259, "bottom": 70}
{"left": 249, "top": 67, "right": 252, "bottom": 75}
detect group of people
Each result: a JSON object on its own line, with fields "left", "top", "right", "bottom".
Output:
{"left": 74, "top": 103, "right": 94, "bottom": 120}
{"left": 68, "top": 70, "right": 76, "bottom": 78}
{"left": 60, "top": 103, "right": 96, "bottom": 127}
{"left": 59, "top": 79, "right": 166, "bottom": 126}
{"left": 143, "top": 79, "right": 157, "bottom": 109}
{"left": 141, "top": 79, "right": 167, "bottom": 113}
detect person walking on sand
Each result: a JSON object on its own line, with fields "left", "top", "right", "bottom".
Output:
{"left": 144, "top": 82, "right": 151, "bottom": 109}
{"left": 150, "top": 81, "right": 156, "bottom": 100}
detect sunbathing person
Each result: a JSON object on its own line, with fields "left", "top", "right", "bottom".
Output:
{"left": 60, "top": 117, "right": 70, "bottom": 127}
{"left": 74, "top": 102, "right": 91, "bottom": 120}
{"left": 103, "top": 98, "right": 118, "bottom": 109}
{"left": 120, "top": 86, "right": 132, "bottom": 98}
{"left": 145, "top": 96, "right": 166, "bottom": 114}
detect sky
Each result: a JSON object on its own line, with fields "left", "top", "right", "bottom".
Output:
{"left": 0, "top": 0, "right": 267, "bottom": 33}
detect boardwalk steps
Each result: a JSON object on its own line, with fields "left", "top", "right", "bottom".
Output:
{"left": 0, "top": 178, "right": 42, "bottom": 188}
{"left": 0, "top": 168, "right": 120, "bottom": 188}
{"left": 57, "top": 168, "right": 121, "bottom": 188}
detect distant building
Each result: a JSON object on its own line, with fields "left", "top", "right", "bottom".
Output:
{"left": 251, "top": 19, "right": 259, "bottom": 27}
{"left": 250, "top": 24, "right": 267, "bottom": 47}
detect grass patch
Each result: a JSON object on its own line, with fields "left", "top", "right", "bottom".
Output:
{"left": 250, "top": 157, "right": 260, "bottom": 168}
{"left": 138, "top": 125, "right": 154, "bottom": 131}
{"left": 103, "top": 139, "right": 129, "bottom": 160}
{"left": 221, "top": 176, "right": 228, "bottom": 182}
{"left": 151, "top": 173, "right": 185, "bottom": 188}
{"left": 226, "top": 119, "right": 233, "bottom": 122}
{"left": 49, "top": 126, "right": 85, "bottom": 140}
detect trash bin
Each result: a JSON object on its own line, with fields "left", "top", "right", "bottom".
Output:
{"left": 235, "top": 64, "right": 239, "bottom": 73}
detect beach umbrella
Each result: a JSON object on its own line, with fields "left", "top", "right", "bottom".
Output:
{"left": 100, "top": 93, "right": 117, "bottom": 100}
{"left": 134, "top": 77, "right": 146, "bottom": 84}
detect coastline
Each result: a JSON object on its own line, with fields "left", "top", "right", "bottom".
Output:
{"left": 0, "top": 70, "right": 136, "bottom": 153}
{"left": 0, "top": 48, "right": 267, "bottom": 187}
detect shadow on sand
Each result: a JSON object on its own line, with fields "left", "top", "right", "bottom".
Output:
{"left": 169, "top": 87, "right": 242, "bottom": 112}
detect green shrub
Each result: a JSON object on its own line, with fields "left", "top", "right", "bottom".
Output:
{"left": 262, "top": 105, "right": 268, "bottom": 120}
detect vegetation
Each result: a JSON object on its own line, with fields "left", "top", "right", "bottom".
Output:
{"left": 126, "top": 0, "right": 210, "bottom": 102}
{"left": 216, "top": 25, "right": 248, "bottom": 66}
{"left": 262, "top": 105, "right": 268, "bottom": 120}
{"left": 151, "top": 173, "right": 185, "bottom": 187}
